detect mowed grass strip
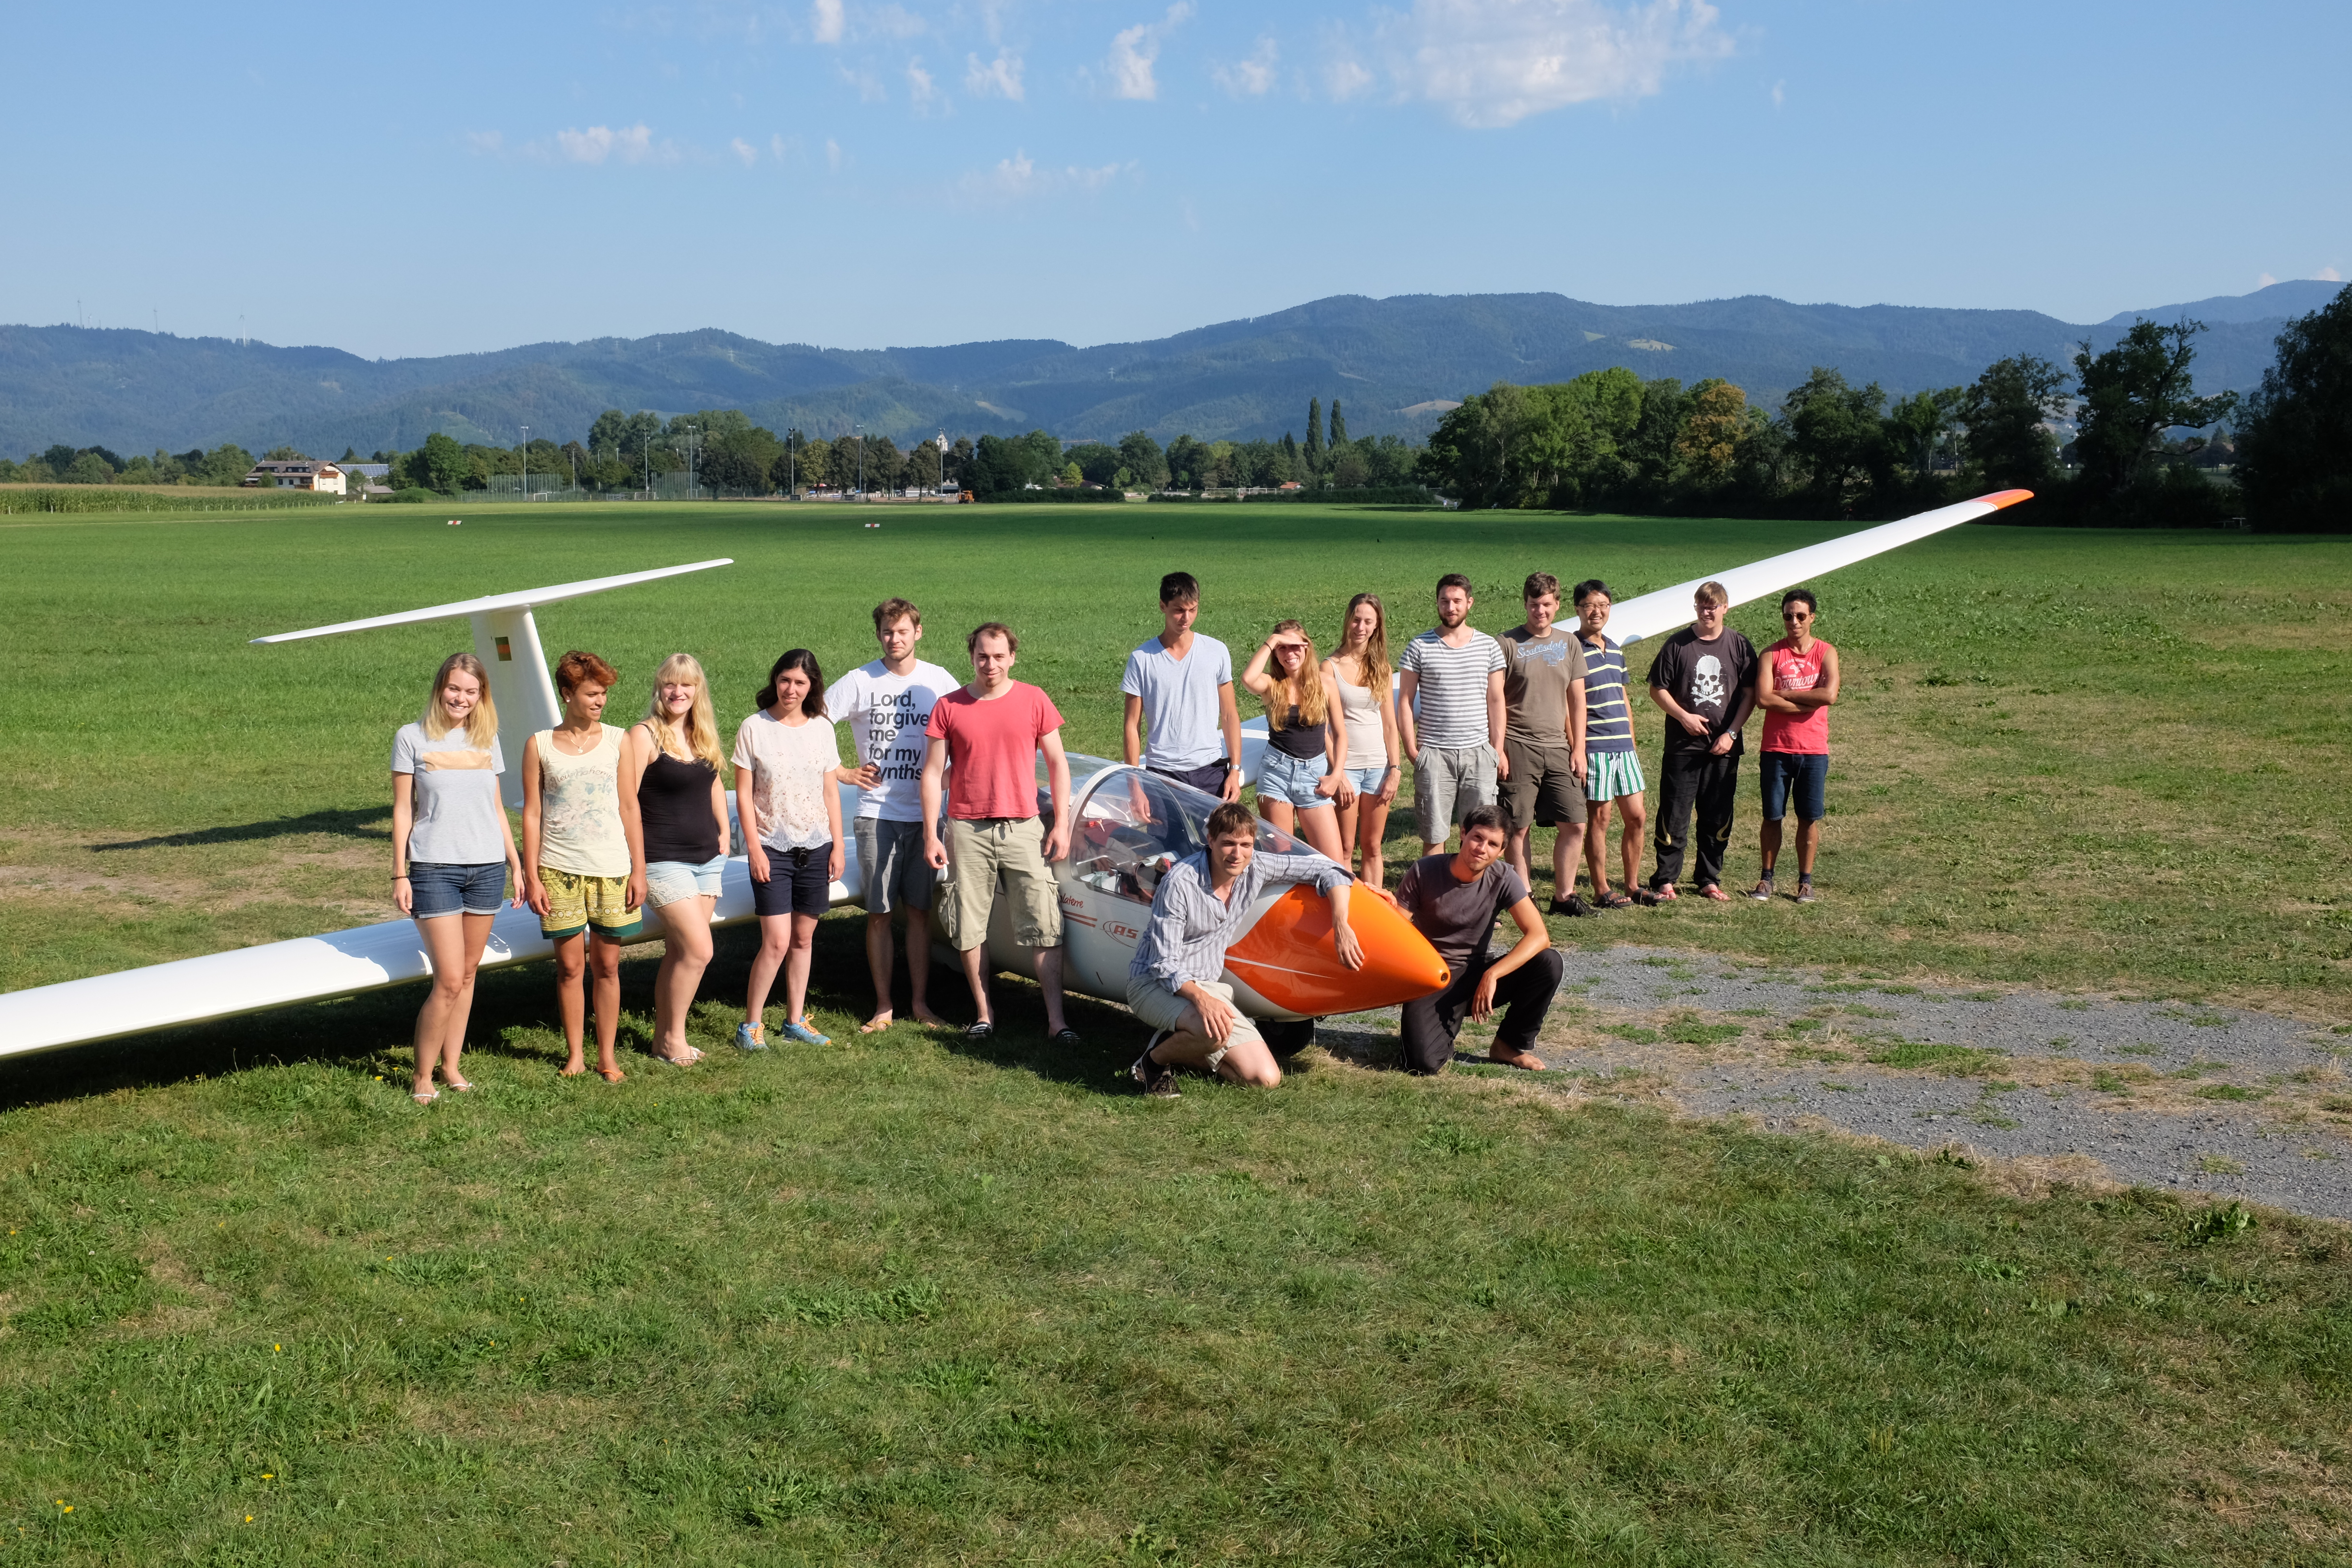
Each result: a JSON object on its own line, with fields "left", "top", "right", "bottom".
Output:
{"left": 2, "top": 501, "right": 2349, "bottom": 1008}
{"left": 1, "top": 955, "right": 2348, "bottom": 1566}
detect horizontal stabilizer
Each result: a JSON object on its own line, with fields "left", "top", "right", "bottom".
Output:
{"left": 251, "top": 559, "right": 734, "bottom": 644}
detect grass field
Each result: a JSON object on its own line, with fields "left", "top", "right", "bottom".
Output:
{"left": 2, "top": 500, "right": 2349, "bottom": 1564}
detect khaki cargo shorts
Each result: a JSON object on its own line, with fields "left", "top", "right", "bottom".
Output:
{"left": 939, "top": 816, "right": 1061, "bottom": 952}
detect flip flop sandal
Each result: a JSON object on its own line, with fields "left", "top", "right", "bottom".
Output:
{"left": 1598, "top": 890, "right": 1636, "bottom": 909}
{"left": 442, "top": 1077, "right": 476, "bottom": 1091}
{"left": 1051, "top": 1027, "right": 1082, "bottom": 1045}
{"left": 596, "top": 1065, "right": 626, "bottom": 1083}
{"left": 410, "top": 1088, "right": 440, "bottom": 1104}
{"left": 964, "top": 1021, "right": 994, "bottom": 1040}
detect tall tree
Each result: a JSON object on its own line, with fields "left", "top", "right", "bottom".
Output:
{"left": 1329, "top": 400, "right": 1348, "bottom": 446}
{"left": 2236, "top": 288, "right": 2352, "bottom": 532}
{"left": 1117, "top": 429, "right": 1169, "bottom": 489}
{"left": 2072, "top": 319, "right": 2239, "bottom": 494}
{"left": 1781, "top": 368, "right": 1890, "bottom": 514}
{"left": 1303, "top": 398, "right": 1324, "bottom": 473}
{"left": 1675, "top": 379, "right": 1751, "bottom": 487}
{"left": 1958, "top": 355, "right": 2069, "bottom": 490}
{"left": 1883, "top": 387, "right": 1964, "bottom": 474}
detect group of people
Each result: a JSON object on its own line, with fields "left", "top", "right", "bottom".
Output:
{"left": 387, "top": 568, "right": 1836, "bottom": 1102}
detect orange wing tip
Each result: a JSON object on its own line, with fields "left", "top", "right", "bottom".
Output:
{"left": 1978, "top": 488, "right": 2034, "bottom": 510}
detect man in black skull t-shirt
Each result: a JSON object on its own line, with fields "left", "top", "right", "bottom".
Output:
{"left": 1644, "top": 581, "right": 1757, "bottom": 900}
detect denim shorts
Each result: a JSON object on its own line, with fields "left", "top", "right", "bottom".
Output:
{"left": 1344, "top": 764, "right": 1388, "bottom": 796}
{"left": 753, "top": 842, "right": 833, "bottom": 918}
{"left": 1256, "top": 747, "right": 1335, "bottom": 809}
{"left": 1759, "top": 751, "right": 1829, "bottom": 822}
{"left": 408, "top": 861, "right": 507, "bottom": 919}
{"left": 645, "top": 853, "right": 727, "bottom": 906}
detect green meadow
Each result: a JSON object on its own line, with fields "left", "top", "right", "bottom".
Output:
{"left": 1, "top": 500, "right": 2348, "bottom": 1564}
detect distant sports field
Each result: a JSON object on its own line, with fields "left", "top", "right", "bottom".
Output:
{"left": 2, "top": 502, "right": 2348, "bottom": 1564}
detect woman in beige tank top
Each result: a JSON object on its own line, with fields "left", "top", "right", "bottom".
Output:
{"left": 1324, "top": 593, "right": 1402, "bottom": 890}
{"left": 522, "top": 650, "right": 646, "bottom": 1082}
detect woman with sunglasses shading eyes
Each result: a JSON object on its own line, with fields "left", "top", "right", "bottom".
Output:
{"left": 1240, "top": 619, "right": 1353, "bottom": 863}
{"left": 1749, "top": 588, "right": 1840, "bottom": 904}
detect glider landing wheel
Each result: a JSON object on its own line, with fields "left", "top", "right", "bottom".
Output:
{"left": 1260, "top": 1017, "right": 1317, "bottom": 1055}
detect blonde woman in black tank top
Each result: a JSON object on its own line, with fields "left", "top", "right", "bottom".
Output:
{"left": 628, "top": 653, "right": 730, "bottom": 1065}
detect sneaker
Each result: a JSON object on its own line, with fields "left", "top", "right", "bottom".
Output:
{"left": 1548, "top": 893, "right": 1592, "bottom": 918}
{"left": 779, "top": 1018, "right": 832, "bottom": 1046}
{"left": 733, "top": 1021, "right": 768, "bottom": 1052}
{"left": 1130, "top": 1032, "right": 1179, "bottom": 1098}
{"left": 1745, "top": 880, "right": 1774, "bottom": 903}
{"left": 1795, "top": 882, "right": 1817, "bottom": 904}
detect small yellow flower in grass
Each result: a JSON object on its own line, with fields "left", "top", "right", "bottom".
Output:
{"left": 245, "top": 1515, "right": 253, "bottom": 1523}
{"left": 261, "top": 1474, "right": 273, "bottom": 1481}
{"left": 273, "top": 1344, "right": 281, "bottom": 1352}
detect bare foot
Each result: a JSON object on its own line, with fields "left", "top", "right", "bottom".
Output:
{"left": 559, "top": 1060, "right": 588, "bottom": 1077}
{"left": 858, "top": 1009, "right": 895, "bottom": 1035}
{"left": 910, "top": 1005, "right": 951, "bottom": 1027}
{"left": 1489, "top": 1044, "right": 1545, "bottom": 1071}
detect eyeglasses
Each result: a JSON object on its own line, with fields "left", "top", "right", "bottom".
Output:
{"left": 1782, "top": 611, "right": 1809, "bottom": 620}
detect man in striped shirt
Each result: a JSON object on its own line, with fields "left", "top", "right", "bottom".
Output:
{"left": 1397, "top": 573, "right": 1507, "bottom": 858}
{"left": 1572, "top": 579, "right": 1647, "bottom": 908}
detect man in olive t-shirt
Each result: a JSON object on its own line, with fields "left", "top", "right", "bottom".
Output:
{"left": 1391, "top": 806, "right": 1566, "bottom": 1075}
{"left": 1497, "top": 572, "right": 1590, "bottom": 916}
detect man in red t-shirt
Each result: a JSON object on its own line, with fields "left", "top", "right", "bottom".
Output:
{"left": 1749, "top": 588, "right": 1840, "bottom": 904}
{"left": 920, "top": 622, "right": 1077, "bottom": 1041}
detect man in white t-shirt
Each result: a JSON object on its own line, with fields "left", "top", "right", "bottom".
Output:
{"left": 824, "top": 596, "right": 961, "bottom": 1031}
{"left": 1120, "top": 570, "right": 1242, "bottom": 801}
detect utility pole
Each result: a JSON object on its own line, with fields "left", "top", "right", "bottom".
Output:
{"left": 855, "top": 424, "right": 864, "bottom": 496}
{"left": 520, "top": 425, "right": 530, "bottom": 500}
{"left": 685, "top": 424, "right": 698, "bottom": 499}
{"left": 937, "top": 430, "right": 946, "bottom": 495}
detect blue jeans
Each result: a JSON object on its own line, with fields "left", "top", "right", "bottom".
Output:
{"left": 1759, "top": 752, "right": 1828, "bottom": 823}
{"left": 1256, "top": 747, "right": 1335, "bottom": 808}
{"left": 408, "top": 861, "right": 507, "bottom": 919}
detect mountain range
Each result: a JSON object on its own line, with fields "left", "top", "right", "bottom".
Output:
{"left": 1, "top": 280, "right": 2338, "bottom": 459}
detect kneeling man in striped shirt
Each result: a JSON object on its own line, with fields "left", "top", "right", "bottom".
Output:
{"left": 1127, "top": 801, "right": 1364, "bottom": 1096}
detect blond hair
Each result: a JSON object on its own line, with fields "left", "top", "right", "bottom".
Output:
{"left": 1265, "top": 619, "right": 1328, "bottom": 731}
{"left": 1336, "top": 592, "right": 1390, "bottom": 689}
{"left": 421, "top": 651, "right": 499, "bottom": 747}
{"left": 641, "top": 652, "right": 725, "bottom": 768}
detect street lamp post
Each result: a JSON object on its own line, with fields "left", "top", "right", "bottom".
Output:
{"left": 520, "top": 425, "right": 529, "bottom": 500}
{"left": 855, "top": 424, "right": 864, "bottom": 497}
{"left": 685, "top": 424, "right": 698, "bottom": 499}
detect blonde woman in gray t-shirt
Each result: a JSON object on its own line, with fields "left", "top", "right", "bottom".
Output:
{"left": 391, "top": 651, "right": 523, "bottom": 1104}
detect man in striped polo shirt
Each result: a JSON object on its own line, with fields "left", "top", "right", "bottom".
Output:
{"left": 1572, "top": 579, "right": 1646, "bottom": 908}
{"left": 1397, "top": 573, "right": 1507, "bottom": 857}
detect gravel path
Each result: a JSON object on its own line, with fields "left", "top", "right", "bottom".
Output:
{"left": 1315, "top": 945, "right": 2352, "bottom": 1222}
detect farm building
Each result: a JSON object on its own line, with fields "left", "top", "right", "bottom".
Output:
{"left": 242, "top": 460, "right": 346, "bottom": 494}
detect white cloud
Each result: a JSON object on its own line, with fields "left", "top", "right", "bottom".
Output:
{"left": 2317, "top": 267, "right": 2344, "bottom": 282}
{"left": 1213, "top": 37, "right": 1280, "bottom": 97}
{"left": 554, "top": 123, "right": 661, "bottom": 164}
{"left": 1324, "top": 55, "right": 1374, "bottom": 100}
{"left": 826, "top": 137, "right": 844, "bottom": 172}
{"left": 839, "top": 63, "right": 887, "bottom": 100}
{"left": 966, "top": 49, "right": 1025, "bottom": 99}
{"left": 956, "top": 149, "right": 1136, "bottom": 204}
{"left": 1106, "top": 2, "right": 1193, "bottom": 101}
{"left": 1770, "top": 77, "right": 1784, "bottom": 108}
{"left": 907, "top": 57, "right": 942, "bottom": 111}
{"left": 465, "top": 130, "right": 503, "bottom": 155}
{"left": 730, "top": 137, "right": 759, "bottom": 166}
{"left": 2258, "top": 271, "right": 2278, "bottom": 288}
{"left": 771, "top": 133, "right": 798, "bottom": 161}
{"left": 1360, "top": 0, "right": 1733, "bottom": 129}
{"left": 869, "top": 4, "right": 927, "bottom": 39}
{"left": 811, "top": 0, "right": 844, "bottom": 44}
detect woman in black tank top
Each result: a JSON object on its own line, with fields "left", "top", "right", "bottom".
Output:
{"left": 628, "top": 653, "right": 731, "bottom": 1066}
{"left": 1240, "top": 618, "right": 1354, "bottom": 864}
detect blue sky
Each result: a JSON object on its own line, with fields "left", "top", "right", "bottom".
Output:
{"left": 8, "top": 0, "right": 2345, "bottom": 359}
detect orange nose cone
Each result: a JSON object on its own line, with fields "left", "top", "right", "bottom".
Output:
{"left": 1224, "top": 883, "right": 1452, "bottom": 1017}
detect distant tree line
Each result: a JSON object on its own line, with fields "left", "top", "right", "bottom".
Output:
{"left": 1423, "top": 299, "right": 2350, "bottom": 530}
{"left": 0, "top": 442, "right": 262, "bottom": 487}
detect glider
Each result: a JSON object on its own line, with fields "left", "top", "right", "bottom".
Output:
{"left": 0, "top": 490, "right": 2028, "bottom": 1061}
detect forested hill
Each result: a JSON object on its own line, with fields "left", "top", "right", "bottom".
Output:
{"left": 2, "top": 281, "right": 2338, "bottom": 458}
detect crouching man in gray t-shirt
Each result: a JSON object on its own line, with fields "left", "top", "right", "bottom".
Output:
{"left": 1390, "top": 804, "right": 1564, "bottom": 1075}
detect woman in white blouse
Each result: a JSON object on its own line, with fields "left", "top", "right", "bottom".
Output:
{"left": 730, "top": 649, "right": 845, "bottom": 1049}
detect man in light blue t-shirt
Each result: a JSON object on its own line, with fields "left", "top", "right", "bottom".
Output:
{"left": 1121, "top": 571, "right": 1242, "bottom": 801}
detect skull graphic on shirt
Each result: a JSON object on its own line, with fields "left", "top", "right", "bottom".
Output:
{"left": 1691, "top": 654, "right": 1727, "bottom": 711}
